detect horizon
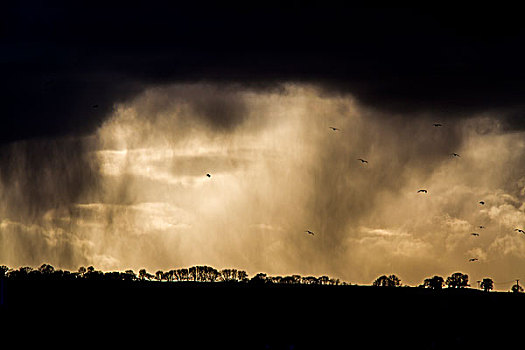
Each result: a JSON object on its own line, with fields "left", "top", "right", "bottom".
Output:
{"left": 1, "top": 261, "right": 521, "bottom": 292}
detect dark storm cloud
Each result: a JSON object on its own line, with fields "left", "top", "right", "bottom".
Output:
{"left": 131, "top": 84, "right": 250, "bottom": 131}
{"left": 189, "top": 90, "right": 248, "bottom": 130}
{"left": 3, "top": 2, "right": 525, "bottom": 143}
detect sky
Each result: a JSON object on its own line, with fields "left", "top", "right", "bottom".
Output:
{"left": 1, "top": 2, "right": 525, "bottom": 289}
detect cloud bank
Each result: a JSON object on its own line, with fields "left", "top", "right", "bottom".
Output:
{"left": 2, "top": 83, "right": 525, "bottom": 290}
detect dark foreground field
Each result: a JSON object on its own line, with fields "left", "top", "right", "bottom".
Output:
{"left": 1, "top": 281, "right": 523, "bottom": 349}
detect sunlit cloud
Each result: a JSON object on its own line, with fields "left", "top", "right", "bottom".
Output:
{"left": 2, "top": 83, "right": 525, "bottom": 289}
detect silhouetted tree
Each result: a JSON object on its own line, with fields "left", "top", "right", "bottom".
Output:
{"left": 138, "top": 268, "right": 153, "bottom": 281}
{"left": 104, "top": 271, "right": 123, "bottom": 280}
{"left": 162, "top": 270, "right": 174, "bottom": 282}
{"left": 0, "top": 263, "right": 353, "bottom": 288}
{"left": 167, "top": 269, "right": 176, "bottom": 281}
{"left": 373, "top": 274, "right": 401, "bottom": 287}
{"left": 221, "top": 269, "right": 240, "bottom": 282}
{"left": 237, "top": 270, "right": 248, "bottom": 282}
{"left": 59, "top": 270, "right": 77, "bottom": 280}
{"left": 281, "top": 276, "right": 294, "bottom": 284}
{"left": 424, "top": 276, "right": 445, "bottom": 290}
{"left": 329, "top": 278, "right": 340, "bottom": 286}
{"left": 281, "top": 275, "right": 301, "bottom": 284}
{"left": 480, "top": 278, "right": 494, "bottom": 292}
{"left": 12, "top": 267, "right": 34, "bottom": 280}
{"left": 319, "top": 276, "right": 330, "bottom": 285}
{"left": 208, "top": 266, "right": 222, "bottom": 282}
{"left": 21, "top": 266, "right": 33, "bottom": 275}
{"left": 84, "top": 266, "right": 104, "bottom": 280}
{"left": 189, "top": 266, "right": 198, "bottom": 281}
{"left": 123, "top": 270, "right": 136, "bottom": 281}
{"left": 301, "top": 276, "right": 319, "bottom": 285}
{"left": 511, "top": 283, "right": 523, "bottom": 293}
{"left": 0, "top": 265, "right": 8, "bottom": 279}
{"left": 194, "top": 266, "right": 203, "bottom": 281}
{"left": 193, "top": 266, "right": 218, "bottom": 281}
{"left": 39, "top": 264, "right": 55, "bottom": 275}
{"left": 250, "top": 273, "right": 267, "bottom": 284}
{"left": 269, "top": 276, "right": 282, "bottom": 284}
{"left": 446, "top": 272, "right": 469, "bottom": 288}
{"left": 78, "top": 266, "right": 87, "bottom": 277}
{"left": 176, "top": 268, "right": 189, "bottom": 281}
{"left": 155, "top": 270, "right": 164, "bottom": 281}
{"left": 6, "top": 267, "right": 32, "bottom": 280}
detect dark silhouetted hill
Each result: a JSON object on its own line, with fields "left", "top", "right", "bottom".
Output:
{"left": 1, "top": 279, "right": 523, "bottom": 349}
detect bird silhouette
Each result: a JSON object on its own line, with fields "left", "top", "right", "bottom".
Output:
{"left": 433, "top": 123, "right": 442, "bottom": 127}
{"left": 206, "top": 173, "right": 211, "bottom": 178}
{"left": 417, "top": 189, "right": 428, "bottom": 193}
{"left": 329, "top": 127, "right": 340, "bottom": 131}
{"left": 357, "top": 158, "right": 368, "bottom": 164}
{"left": 478, "top": 225, "right": 485, "bottom": 229}
{"left": 471, "top": 233, "right": 480, "bottom": 236}
{"left": 305, "top": 230, "right": 315, "bottom": 235}
{"left": 92, "top": 104, "right": 99, "bottom": 109}
{"left": 515, "top": 228, "right": 525, "bottom": 234}
{"left": 469, "top": 258, "right": 478, "bottom": 262}
{"left": 479, "top": 201, "right": 485, "bottom": 205}
{"left": 450, "top": 153, "right": 460, "bottom": 157}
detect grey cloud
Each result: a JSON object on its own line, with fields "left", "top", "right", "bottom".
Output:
{"left": 0, "top": 136, "right": 101, "bottom": 222}
{"left": 131, "top": 84, "right": 253, "bottom": 133}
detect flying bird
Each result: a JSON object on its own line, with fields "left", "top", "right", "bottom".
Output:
{"left": 471, "top": 233, "right": 479, "bottom": 236}
{"left": 450, "top": 153, "right": 460, "bottom": 157}
{"left": 469, "top": 258, "right": 479, "bottom": 262}
{"left": 357, "top": 158, "right": 368, "bottom": 164}
{"left": 433, "top": 123, "right": 442, "bottom": 127}
{"left": 206, "top": 173, "right": 211, "bottom": 178}
{"left": 329, "top": 127, "right": 340, "bottom": 131}
{"left": 417, "top": 189, "right": 427, "bottom": 193}
{"left": 478, "top": 226, "right": 485, "bottom": 229}
{"left": 479, "top": 201, "right": 485, "bottom": 205}
{"left": 515, "top": 228, "right": 525, "bottom": 234}
{"left": 305, "top": 230, "right": 315, "bottom": 235}
{"left": 92, "top": 104, "right": 99, "bottom": 109}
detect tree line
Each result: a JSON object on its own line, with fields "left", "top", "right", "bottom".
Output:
{"left": 373, "top": 272, "right": 524, "bottom": 293}
{"left": 1, "top": 264, "right": 523, "bottom": 292}
{"left": 0, "top": 264, "right": 344, "bottom": 285}
{"left": 373, "top": 273, "right": 489, "bottom": 290}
